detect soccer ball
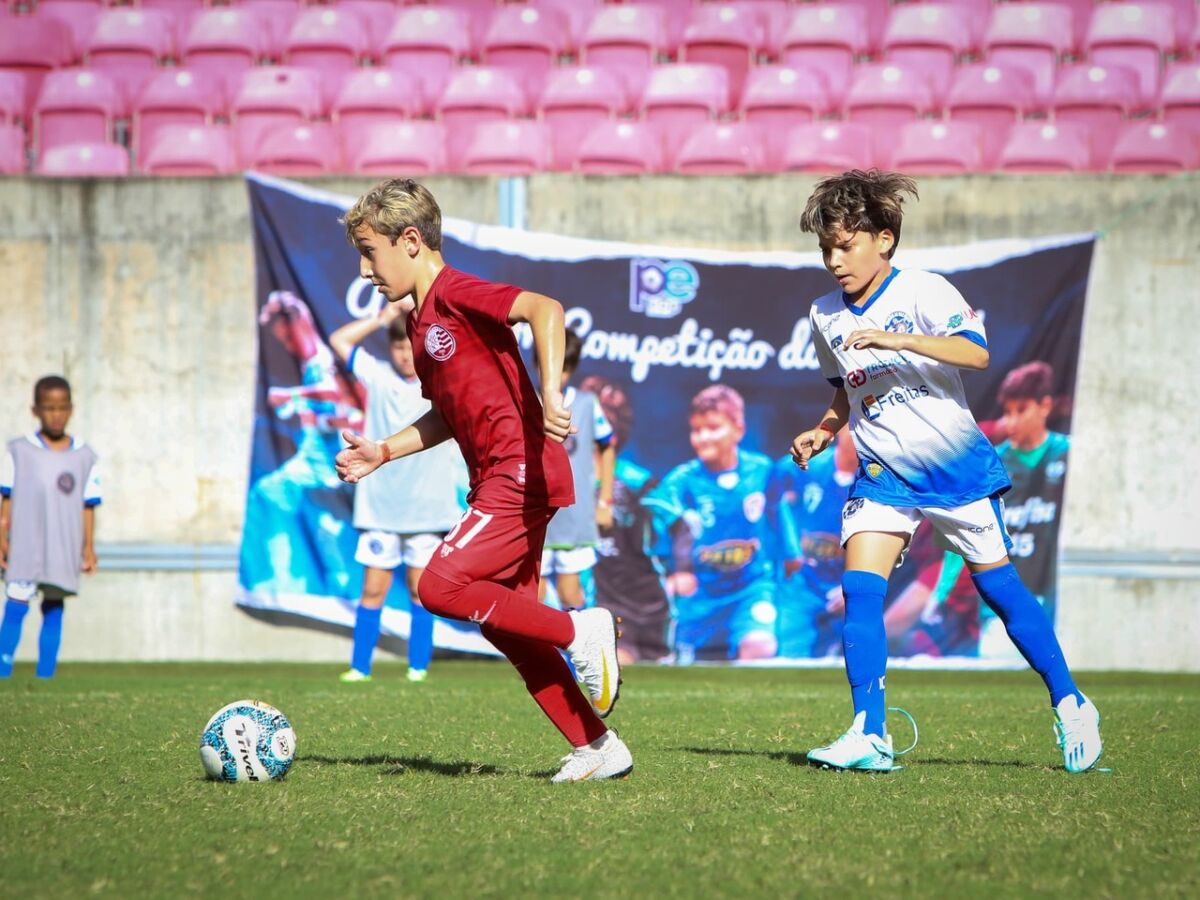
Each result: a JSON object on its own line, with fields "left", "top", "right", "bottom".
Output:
{"left": 199, "top": 699, "right": 296, "bottom": 783}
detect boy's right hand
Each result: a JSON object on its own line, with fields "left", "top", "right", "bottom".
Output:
{"left": 790, "top": 428, "right": 834, "bottom": 469}
{"left": 335, "top": 431, "right": 385, "bottom": 484}
{"left": 542, "top": 389, "right": 576, "bottom": 443}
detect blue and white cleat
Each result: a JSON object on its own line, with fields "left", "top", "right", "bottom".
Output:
{"left": 1054, "top": 693, "right": 1103, "bottom": 773}
{"left": 807, "top": 712, "right": 898, "bottom": 772}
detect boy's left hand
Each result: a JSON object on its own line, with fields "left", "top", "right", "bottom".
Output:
{"left": 844, "top": 328, "right": 908, "bottom": 352}
{"left": 542, "top": 389, "right": 576, "bottom": 443}
{"left": 82, "top": 547, "right": 97, "bottom": 574}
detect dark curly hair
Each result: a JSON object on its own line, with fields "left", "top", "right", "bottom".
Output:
{"left": 800, "top": 169, "right": 919, "bottom": 259}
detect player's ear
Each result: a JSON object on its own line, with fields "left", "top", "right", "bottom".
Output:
{"left": 401, "top": 225, "right": 423, "bottom": 257}
{"left": 877, "top": 229, "right": 895, "bottom": 257}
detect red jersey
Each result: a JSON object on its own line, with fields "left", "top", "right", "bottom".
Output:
{"left": 407, "top": 265, "right": 574, "bottom": 510}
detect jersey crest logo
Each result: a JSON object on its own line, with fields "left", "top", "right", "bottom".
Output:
{"left": 884, "top": 312, "right": 914, "bottom": 334}
{"left": 843, "top": 498, "right": 865, "bottom": 519}
{"left": 742, "top": 491, "right": 765, "bottom": 524}
{"left": 57, "top": 472, "right": 76, "bottom": 494}
{"left": 865, "top": 462, "right": 884, "bottom": 478}
{"left": 425, "top": 325, "right": 456, "bottom": 361}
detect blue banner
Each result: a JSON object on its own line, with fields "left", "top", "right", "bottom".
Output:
{"left": 238, "top": 173, "right": 1093, "bottom": 666}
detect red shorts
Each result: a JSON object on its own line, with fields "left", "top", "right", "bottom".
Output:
{"left": 424, "top": 477, "right": 557, "bottom": 597}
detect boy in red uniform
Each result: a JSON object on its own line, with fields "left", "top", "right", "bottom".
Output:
{"left": 335, "top": 179, "right": 631, "bottom": 783}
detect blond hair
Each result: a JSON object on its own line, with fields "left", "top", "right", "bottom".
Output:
{"left": 342, "top": 178, "right": 443, "bottom": 250}
{"left": 800, "top": 169, "right": 918, "bottom": 259}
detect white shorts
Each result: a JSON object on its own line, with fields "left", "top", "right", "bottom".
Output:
{"left": 840, "top": 495, "right": 1013, "bottom": 565}
{"left": 354, "top": 531, "right": 444, "bottom": 571}
{"left": 540, "top": 545, "right": 598, "bottom": 577}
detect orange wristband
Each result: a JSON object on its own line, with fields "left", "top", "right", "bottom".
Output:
{"left": 378, "top": 441, "right": 391, "bottom": 464}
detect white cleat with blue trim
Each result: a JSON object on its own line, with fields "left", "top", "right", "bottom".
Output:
{"left": 1054, "top": 693, "right": 1103, "bottom": 773}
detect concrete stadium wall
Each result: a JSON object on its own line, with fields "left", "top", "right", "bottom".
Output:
{"left": 1, "top": 174, "right": 1197, "bottom": 670}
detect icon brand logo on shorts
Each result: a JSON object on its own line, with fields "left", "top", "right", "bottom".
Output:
{"left": 866, "top": 462, "right": 884, "bottom": 478}
{"left": 629, "top": 258, "right": 699, "bottom": 318}
{"left": 369, "top": 539, "right": 384, "bottom": 555}
{"left": 843, "top": 498, "right": 865, "bottom": 519}
{"left": 847, "top": 368, "right": 867, "bottom": 387}
{"left": 884, "top": 312, "right": 914, "bottom": 334}
{"left": 947, "top": 313, "right": 963, "bottom": 329}
{"left": 425, "top": 324, "right": 456, "bottom": 361}
{"left": 56, "top": 472, "right": 76, "bottom": 494}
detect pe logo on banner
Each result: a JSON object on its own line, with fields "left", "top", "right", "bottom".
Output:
{"left": 629, "top": 258, "right": 699, "bottom": 318}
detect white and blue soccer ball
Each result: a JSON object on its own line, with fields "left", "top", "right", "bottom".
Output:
{"left": 199, "top": 699, "right": 296, "bottom": 783}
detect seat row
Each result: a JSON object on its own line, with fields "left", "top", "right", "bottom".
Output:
{"left": 3, "top": 115, "right": 1196, "bottom": 177}
{"left": 4, "top": 1, "right": 1200, "bottom": 109}
{"left": 4, "top": 60, "right": 1200, "bottom": 166}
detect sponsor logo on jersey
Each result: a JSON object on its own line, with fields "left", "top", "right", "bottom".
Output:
{"left": 425, "top": 324, "right": 456, "bottom": 361}
{"left": 743, "top": 491, "right": 765, "bottom": 523}
{"left": 1046, "top": 459, "right": 1066, "bottom": 482}
{"left": 884, "top": 311, "right": 914, "bottom": 334}
{"left": 847, "top": 368, "right": 868, "bottom": 387}
{"left": 948, "top": 313, "right": 964, "bottom": 329}
{"left": 860, "top": 384, "right": 930, "bottom": 420}
{"left": 843, "top": 498, "right": 865, "bottom": 518}
{"left": 831, "top": 335, "right": 844, "bottom": 350}
{"left": 800, "top": 531, "right": 842, "bottom": 561}
{"left": 1004, "top": 496, "right": 1058, "bottom": 529}
{"left": 697, "top": 538, "right": 760, "bottom": 571}
{"left": 863, "top": 357, "right": 907, "bottom": 380}
{"left": 629, "top": 258, "right": 699, "bottom": 319}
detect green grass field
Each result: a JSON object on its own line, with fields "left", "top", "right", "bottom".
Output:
{"left": 2, "top": 663, "right": 1197, "bottom": 899}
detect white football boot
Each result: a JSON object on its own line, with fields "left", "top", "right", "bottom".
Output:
{"left": 566, "top": 607, "right": 621, "bottom": 718}
{"left": 551, "top": 731, "right": 634, "bottom": 783}
{"left": 1054, "top": 693, "right": 1103, "bottom": 773}
{"left": 807, "top": 712, "right": 898, "bottom": 772}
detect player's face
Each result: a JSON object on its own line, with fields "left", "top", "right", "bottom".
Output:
{"left": 33, "top": 388, "right": 72, "bottom": 439}
{"left": 689, "top": 412, "right": 743, "bottom": 468}
{"left": 819, "top": 227, "right": 894, "bottom": 299}
{"left": 390, "top": 338, "right": 416, "bottom": 378}
{"left": 1001, "top": 397, "right": 1052, "bottom": 449}
{"left": 356, "top": 224, "right": 416, "bottom": 303}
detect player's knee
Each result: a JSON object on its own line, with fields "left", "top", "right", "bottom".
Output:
{"left": 415, "top": 570, "right": 463, "bottom": 619}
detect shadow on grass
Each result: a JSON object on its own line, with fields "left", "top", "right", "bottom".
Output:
{"left": 302, "top": 754, "right": 507, "bottom": 777}
{"left": 673, "top": 746, "right": 1043, "bottom": 770}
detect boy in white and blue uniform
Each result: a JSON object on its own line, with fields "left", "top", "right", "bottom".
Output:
{"left": 646, "top": 385, "right": 797, "bottom": 663}
{"left": 791, "top": 170, "right": 1101, "bottom": 773}
{"left": 0, "top": 376, "right": 101, "bottom": 678}
{"left": 330, "top": 303, "right": 467, "bottom": 683}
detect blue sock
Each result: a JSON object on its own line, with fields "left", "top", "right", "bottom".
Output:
{"left": 36, "top": 599, "right": 64, "bottom": 679}
{"left": 408, "top": 602, "right": 434, "bottom": 672}
{"left": 972, "top": 563, "right": 1081, "bottom": 706}
{"left": 0, "top": 599, "right": 31, "bottom": 677}
{"left": 350, "top": 604, "right": 383, "bottom": 675}
{"left": 842, "top": 570, "right": 889, "bottom": 737}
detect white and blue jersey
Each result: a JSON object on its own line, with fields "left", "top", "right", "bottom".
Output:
{"left": 809, "top": 268, "right": 1011, "bottom": 508}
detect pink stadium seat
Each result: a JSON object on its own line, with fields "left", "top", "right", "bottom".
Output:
{"left": 0, "top": 70, "right": 28, "bottom": 126}
{"left": 38, "top": 1, "right": 101, "bottom": 59}
{"left": 641, "top": 63, "right": 730, "bottom": 161}
{"left": 947, "top": 62, "right": 1038, "bottom": 164}
{"left": 0, "top": 13, "right": 76, "bottom": 111}
{"left": 1161, "top": 62, "right": 1200, "bottom": 130}
{"left": 881, "top": 3, "right": 975, "bottom": 98}
{"left": 381, "top": 6, "right": 473, "bottom": 102}
{"left": 997, "top": 120, "right": 1095, "bottom": 172}
{"left": 574, "top": 119, "right": 665, "bottom": 174}
{"left": 231, "top": 66, "right": 323, "bottom": 164}
{"left": 679, "top": 3, "right": 764, "bottom": 108}
{"left": 0, "top": 123, "right": 28, "bottom": 174}
{"left": 581, "top": 4, "right": 670, "bottom": 100}
{"left": 248, "top": 121, "right": 340, "bottom": 175}
{"left": 84, "top": 8, "right": 175, "bottom": 100}
{"left": 843, "top": 62, "right": 938, "bottom": 127}
{"left": 462, "top": 119, "right": 552, "bottom": 175}
{"left": 240, "top": 0, "right": 301, "bottom": 53}
{"left": 779, "top": 5, "right": 873, "bottom": 104}
{"left": 34, "top": 68, "right": 120, "bottom": 159}
{"left": 132, "top": 68, "right": 225, "bottom": 164}
{"left": 538, "top": 64, "right": 628, "bottom": 171}
{"left": 283, "top": 6, "right": 371, "bottom": 105}
{"left": 436, "top": 66, "right": 528, "bottom": 169}
{"left": 781, "top": 121, "right": 877, "bottom": 173}
{"left": 36, "top": 140, "right": 130, "bottom": 176}
{"left": 1053, "top": 63, "right": 1142, "bottom": 134}
{"left": 1006, "top": 0, "right": 1096, "bottom": 46}
{"left": 141, "top": 122, "right": 237, "bottom": 175}
{"left": 1085, "top": 2, "right": 1176, "bottom": 106}
{"left": 1108, "top": 120, "right": 1199, "bottom": 172}
{"left": 529, "top": 0, "right": 603, "bottom": 50}
{"left": 482, "top": 5, "right": 571, "bottom": 97}
{"left": 984, "top": 3, "right": 1076, "bottom": 107}
{"left": 674, "top": 120, "right": 768, "bottom": 175}
{"left": 343, "top": 119, "right": 447, "bottom": 176}
{"left": 181, "top": 8, "right": 270, "bottom": 94}
{"left": 333, "top": 69, "right": 424, "bottom": 137}
{"left": 888, "top": 120, "right": 986, "bottom": 173}
{"left": 740, "top": 65, "right": 832, "bottom": 164}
